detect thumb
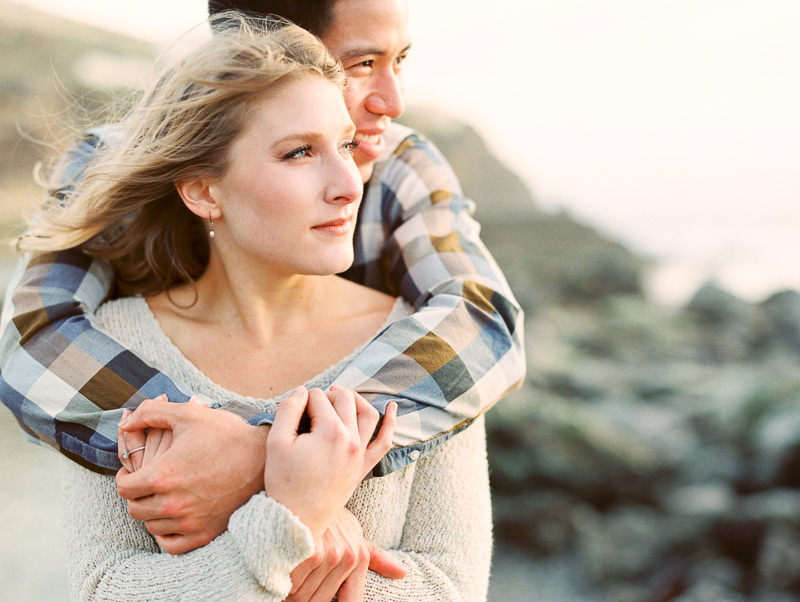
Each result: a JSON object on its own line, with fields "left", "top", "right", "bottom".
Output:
{"left": 366, "top": 541, "right": 407, "bottom": 579}
{"left": 119, "top": 397, "right": 181, "bottom": 431}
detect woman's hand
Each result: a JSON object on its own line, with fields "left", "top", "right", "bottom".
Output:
{"left": 117, "top": 394, "right": 173, "bottom": 474}
{"left": 264, "top": 385, "right": 397, "bottom": 540}
{"left": 287, "top": 506, "right": 406, "bottom": 602}
{"left": 327, "top": 384, "right": 397, "bottom": 481}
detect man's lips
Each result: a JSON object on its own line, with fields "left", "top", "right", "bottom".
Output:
{"left": 354, "top": 132, "right": 382, "bottom": 146}
{"left": 353, "top": 131, "right": 385, "bottom": 161}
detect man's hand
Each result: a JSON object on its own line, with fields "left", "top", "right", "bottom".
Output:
{"left": 287, "top": 507, "right": 407, "bottom": 602}
{"left": 115, "top": 397, "right": 269, "bottom": 554}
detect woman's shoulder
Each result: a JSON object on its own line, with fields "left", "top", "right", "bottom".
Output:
{"left": 332, "top": 278, "right": 409, "bottom": 325}
{"left": 95, "top": 296, "right": 150, "bottom": 337}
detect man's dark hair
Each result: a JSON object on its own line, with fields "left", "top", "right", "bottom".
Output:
{"left": 208, "top": 1, "right": 339, "bottom": 37}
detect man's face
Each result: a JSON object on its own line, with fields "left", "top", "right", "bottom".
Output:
{"left": 321, "top": 0, "right": 411, "bottom": 182}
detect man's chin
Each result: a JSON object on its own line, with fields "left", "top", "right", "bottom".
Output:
{"left": 357, "top": 160, "right": 375, "bottom": 183}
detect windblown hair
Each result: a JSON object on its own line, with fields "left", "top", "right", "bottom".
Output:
{"left": 207, "top": 0, "right": 339, "bottom": 37}
{"left": 17, "top": 12, "right": 345, "bottom": 298}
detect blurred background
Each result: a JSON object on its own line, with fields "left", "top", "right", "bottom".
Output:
{"left": 1, "top": 1, "right": 800, "bottom": 601}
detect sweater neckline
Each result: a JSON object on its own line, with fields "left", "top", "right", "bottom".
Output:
{"left": 121, "top": 296, "right": 407, "bottom": 411}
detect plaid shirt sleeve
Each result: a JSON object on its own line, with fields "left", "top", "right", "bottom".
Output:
{"left": 0, "top": 127, "right": 273, "bottom": 475}
{"left": 339, "top": 124, "right": 526, "bottom": 476}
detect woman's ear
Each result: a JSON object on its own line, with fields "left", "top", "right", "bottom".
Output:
{"left": 175, "top": 177, "right": 222, "bottom": 220}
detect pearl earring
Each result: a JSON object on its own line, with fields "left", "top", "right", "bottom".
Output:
{"left": 209, "top": 213, "right": 215, "bottom": 239}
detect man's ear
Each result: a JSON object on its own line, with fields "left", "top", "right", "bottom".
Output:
{"left": 175, "top": 177, "right": 221, "bottom": 220}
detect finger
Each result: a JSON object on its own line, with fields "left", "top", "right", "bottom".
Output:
{"left": 305, "top": 388, "right": 341, "bottom": 434}
{"left": 153, "top": 428, "right": 173, "bottom": 461}
{"left": 155, "top": 533, "right": 210, "bottom": 556}
{"left": 142, "top": 516, "right": 186, "bottom": 537}
{"left": 306, "top": 560, "right": 354, "bottom": 602}
{"left": 142, "top": 427, "right": 164, "bottom": 467}
{"left": 352, "top": 390, "right": 380, "bottom": 449}
{"left": 295, "top": 539, "right": 355, "bottom": 602}
{"left": 288, "top": 541, "right": 333, "bottom": 600}
{"left": 326, "top": 387, "right": 358, "bottom": 434}
{"left": 115, "top": 466, "right": 131, "bottom": 488}
{"left": 289, "top": 549, "right": 324, "bottom": 596}
{"left": 119, "top": 396, "right": 186, "bottom": 432}
{"left": 115, "top": 463, "right": 161, "bottom": 500}
{"left": 122, "top": 424, "right": 147, "bottom": 472}
{"left": 363, "top": 402, "right": 397, "bottom": 475}
{"left": 125, "top": 494, "right": 167, "bottom": 522}
{"left": 117, "top": 411, "right": 135, "bottom": 473}
{"left": 336, "top": 555, "right": 368, "bottom": 602}
{"left": 366, "top": 540, "right": 407, "bottom": 579}
{"left": 270, "top": 386, "right": 309, "bottom": 445}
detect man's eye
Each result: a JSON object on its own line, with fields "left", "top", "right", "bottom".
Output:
{"left": 283, "top": 145, "right": 311, "bottom": 160}
{"left": 350, "top": 59, "right": 373, "bottom": 70}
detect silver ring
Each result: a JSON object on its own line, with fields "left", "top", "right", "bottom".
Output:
{"left": 122, "top": 446, "right": 146, "bottom": 460}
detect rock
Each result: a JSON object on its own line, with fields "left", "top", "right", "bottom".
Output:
{"left": 760, "top": 289, "right": 800, "bottom": 356}
{"left": 758, "top": 524, "right": 800, "bottom": 590}
{"left": 492, "top": 491, "right": 576, "bottom": 555}
{"left": 663, "top": 483, "right": 737, "bottom": 518}
{"left": 683, "top": 281, "right": 767, "bottom": 361}
{"left": 709, "top": 519, "right": 766, "bottom": 568}
{"left": 740, "top": 489, "right": 800, "bottom": 525}
{"left": 572, "top": 505, "right": 688, "bottom": 582}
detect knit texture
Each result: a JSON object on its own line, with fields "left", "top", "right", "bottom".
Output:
{"left": 62, "top": 296, "right": 492, "bottom": 601}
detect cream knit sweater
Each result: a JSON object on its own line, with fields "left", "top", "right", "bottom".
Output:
{"left": 62, "top": 297, "right": 492, "bottom": 602}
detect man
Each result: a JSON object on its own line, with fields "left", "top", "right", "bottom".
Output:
{"left": 0, "top": 0, "right": 524, "bottom": 599}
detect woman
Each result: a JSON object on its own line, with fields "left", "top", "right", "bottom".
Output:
{"left": 18, "top": 14, "right": 492, "bottom": 602}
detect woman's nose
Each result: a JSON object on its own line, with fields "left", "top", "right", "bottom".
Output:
{"left": 326, "top": 153, "right": 363, "bottom": 205}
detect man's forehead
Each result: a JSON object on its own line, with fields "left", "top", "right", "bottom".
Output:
{"left": 322, "top": 0, "right": 410, "bottom": 55}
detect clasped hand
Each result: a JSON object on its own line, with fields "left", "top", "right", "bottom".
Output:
{"left": 116, "top": 386, "right": 405, "bottom": 601}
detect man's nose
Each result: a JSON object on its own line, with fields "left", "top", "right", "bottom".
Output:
{"left": 365, "top": 69, "right": 405, "bottom": 119}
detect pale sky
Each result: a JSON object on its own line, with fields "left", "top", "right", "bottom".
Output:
{"left": 9, "top": 0, "right": 800, "bottom": 302}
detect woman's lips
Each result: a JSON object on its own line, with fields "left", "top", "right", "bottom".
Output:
{"left": 311, "top": 217, "right": 353, "bottom": 235}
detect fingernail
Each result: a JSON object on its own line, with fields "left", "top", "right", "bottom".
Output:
{"left": 119, "top": 409, "right": 131, "bottom": 426}
{"left": 291, "top": 385, "right": 306, "bottom": 396}
{"left": 154, "top": 394, "right": 168, "bottom": 402}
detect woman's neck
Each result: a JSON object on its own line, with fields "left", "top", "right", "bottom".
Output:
{"left": 146, "top": 252, "right": 396, "bottom": 398}
{"left": 168, "top": 251, "right": 336, "bottom": 341}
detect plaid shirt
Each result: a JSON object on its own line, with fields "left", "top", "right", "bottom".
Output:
{"left": 0, "top": 122, "right": 525, "bottom": 476}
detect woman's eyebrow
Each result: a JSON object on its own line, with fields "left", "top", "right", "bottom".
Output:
{"left": 271, "top": 125, "right": 355, "bottom": 148}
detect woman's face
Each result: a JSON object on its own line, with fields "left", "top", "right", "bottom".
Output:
{"left": 209, "top": 75, "right": 363, "bottom": 278}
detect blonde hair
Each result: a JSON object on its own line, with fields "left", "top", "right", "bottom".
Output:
{"left": 18, "top": 12, "right": 345, "bottom": 297}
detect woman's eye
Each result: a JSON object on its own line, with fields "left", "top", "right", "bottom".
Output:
{"left": 341, "top": 140, "right": 360, "bottom": 155}
{"left": 283, "top": 145, "right": 311, "bottom": 160}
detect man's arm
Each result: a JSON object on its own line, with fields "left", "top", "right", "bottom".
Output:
{"left": 0, "top": 127, "right": 273, "bottom": 474}
{"left": 339, "top": 125, "right": 526, "bottom": 476}
{"left": 0, "top": 249, "right": 274, "bottom": 473}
